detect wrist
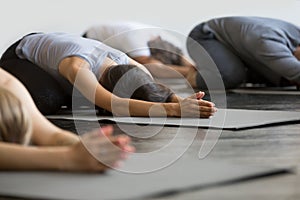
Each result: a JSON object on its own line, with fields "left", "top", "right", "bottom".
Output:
{"left": 59, "top": 145, "right": 77, "bottom": 171}
{"left": 31, "top": 146, "right": 72, "bottom": 171}
{"left": 164, "top": 103, "right": 180, "bottom": 117}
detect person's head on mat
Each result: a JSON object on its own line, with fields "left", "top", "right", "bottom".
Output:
{"left": 0, "top": 68, "right": 134, "bottom": 172}
{"left": 100, "top": 64, "right": 174, "bottom": 103}
{"left": 0, "top": 87, "right": 32, "bottom": 145}
{"left": 186, "top": 17, "right": 300, "bottom": 89}
{"left": 83, "top": 22, "right": 196, "bottom": 79}
{"left": 0, "top": 32, "right": 216, "bottom": 118}
{"left": 147, "top": 36, "right": 183, "bottom": 66}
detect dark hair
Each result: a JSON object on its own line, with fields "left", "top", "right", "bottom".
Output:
{"left": 147, "top": 36, "right": 183, "bottom": 65}
{"left": 82, "top": 32, "right": 88, "bottom": 38}
{"left": 99, "top": 65, "right": 174, "bottom": 103}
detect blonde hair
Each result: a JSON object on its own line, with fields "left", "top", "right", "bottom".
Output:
{"left": 0, "top": 87, "right": 32, "bottom": 145}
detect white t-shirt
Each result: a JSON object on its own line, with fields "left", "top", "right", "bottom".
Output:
{"left": 84, "top": 21, "right": 182, "bottom": 58}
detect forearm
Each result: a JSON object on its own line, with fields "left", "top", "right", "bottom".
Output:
{"left": 144, "top": 63, "right": 184, "bottom": 78}
{"left": 136, "top": 56, "right": 193, "bottom": 78}
{"left": 42, "top": 129, "right": 79, "bottom": 146}
{"left": 0, "top": 142, "right": 69, "bottom": 171}
{"left": 167, "top": 65, "right": 191, "bottom": 77}
{"left": 132, "top": 56, "right": 178, "bottom": 78}
{"left": 168, "top": 55, "right": 196, "bottom": 77}
{"left": 109, "top": 97, "right": 179, "bottom": 117}
{"left": 129, "top": 101, "right": 179, "bottom": 117}
{"left": 0, "top": 128, "right": 132, "bottom": 172}
{"left": 171, "top": 56, "right": 196, "bottom": 77}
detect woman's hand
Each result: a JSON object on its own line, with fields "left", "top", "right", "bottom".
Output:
{"left": 175, "top": 92, "right": 217, "bottom": 118}
{"left": 65, "top": 126, "right": 134, "bottom": 172}
{"left": 294, "top": 46, "right": 300, "bottom": 61}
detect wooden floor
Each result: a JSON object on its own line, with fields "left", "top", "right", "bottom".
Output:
{"left": 151, "top": 80, "right": 300, "bottom": 200}
{"left": 1, "top": 79, "right": 300, "bottom": 200}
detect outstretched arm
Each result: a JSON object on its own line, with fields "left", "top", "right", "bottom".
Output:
{"left": 133, "top": 56, "right": 195, "bottom": 78}
{"left": 0, "top": 68, "right": 133, "bottom": 172}
{"left": 0, "top": 126, "right": 133, "bottom": 172}
{"left": 58, "top": 57, "right": 216, "bottom": 118}
{"left": 59, "top": 57, "right": 175, "bottom": 116}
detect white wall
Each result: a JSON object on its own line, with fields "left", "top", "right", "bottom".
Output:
{"left": 0, "top": 0, "right": 299, "bottom": 55}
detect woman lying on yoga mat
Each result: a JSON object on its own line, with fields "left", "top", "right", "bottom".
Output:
{"left": 0, "top": 68, "right": 134, "bottom": 172}
{"left": 83, "top": 21, "right": 195, "bottom": 78}
{"left": 0, "top": 32, "right": 216, "bottom": 117}
{"left": 186, "top": 16, "right": 300, "bottom": 90}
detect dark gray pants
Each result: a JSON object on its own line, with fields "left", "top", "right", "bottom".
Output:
{"left": 187, "top": 23, "right": 257, "bottom": 90}
{"left": 0, "top": 35, "right": 70, "bottom": 115}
